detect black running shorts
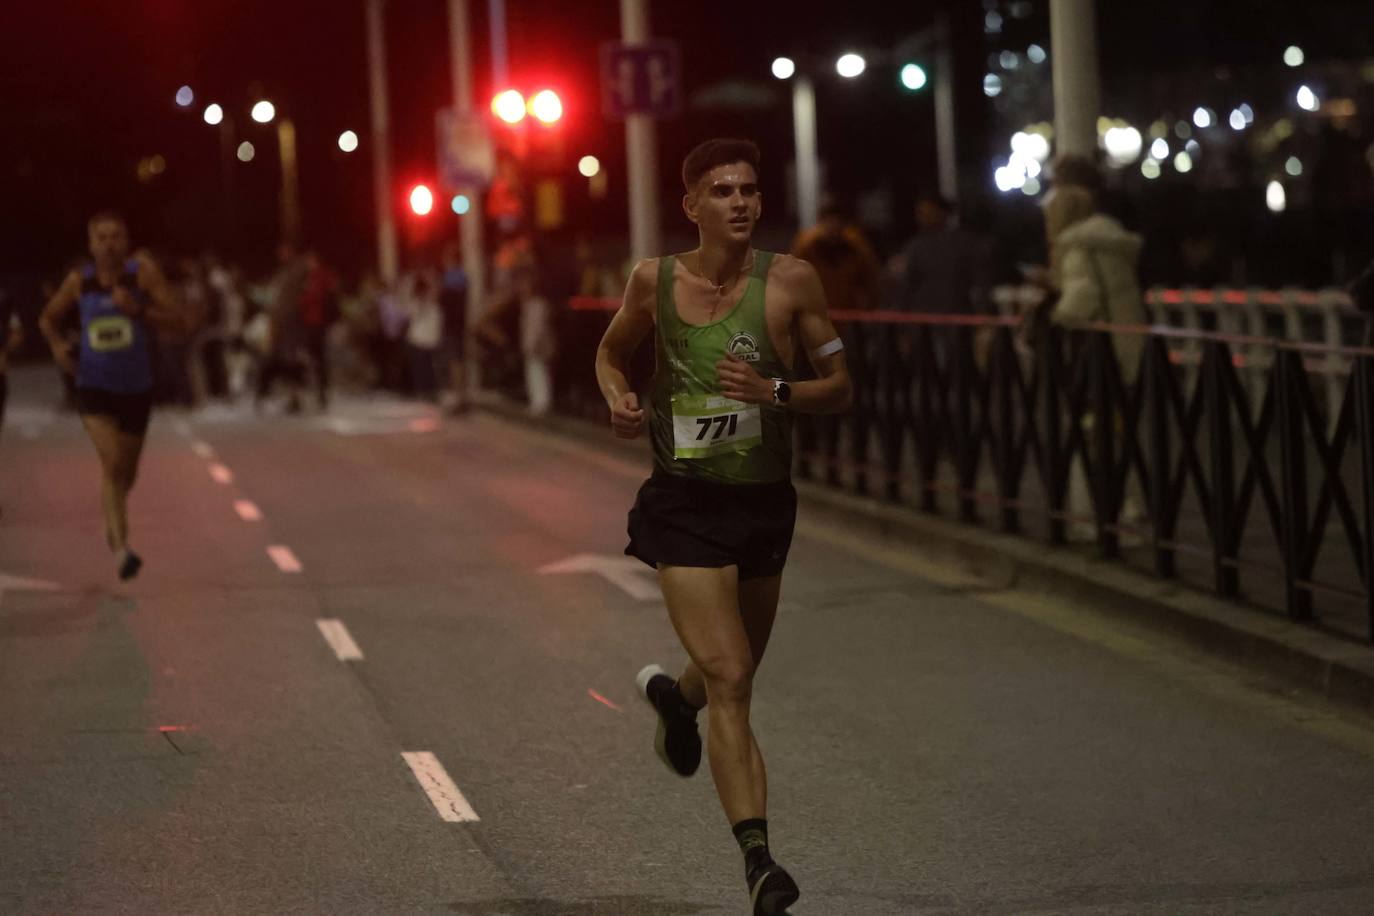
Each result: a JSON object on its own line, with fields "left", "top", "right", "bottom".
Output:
{"left": 76, "top": 386, "right": 153, "bottom": 437}
{"left": 626, "top": 471, "right": 798, "bottom": 581}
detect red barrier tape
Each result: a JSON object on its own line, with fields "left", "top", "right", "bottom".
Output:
{"left": 568, "top": 298, "right": 1374, "bottom": 356}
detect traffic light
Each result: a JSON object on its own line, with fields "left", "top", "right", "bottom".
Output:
{"left": 492, "top": 90, "right": 526, "bottom": 125}
{"left": 529, "top": 90, "right": 562, "bottom": 125}
{"left": 900, "top": 63, "right": 928, "bottom": 91}
{"left": 490, "top": 88, "right": 563, "bottom": 127}
{"left": 409, "top": 183, "right": 435, "bottom": 216}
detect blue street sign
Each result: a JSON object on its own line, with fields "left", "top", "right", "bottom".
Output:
{"left": 600, "top": 41, "right": 681, "bottom": 119}
{"left": 435, "top": 109, "right": 495, "bottom": 190}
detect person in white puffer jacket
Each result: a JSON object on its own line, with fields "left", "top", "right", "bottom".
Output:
{"left": 1043, "top": 184, "right": 1148, "bottom": 383}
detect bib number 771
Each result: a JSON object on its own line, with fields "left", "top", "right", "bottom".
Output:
{"left": 696, "top": 414, "right": 739, "bottom": 441}
{"left": 671, "top": 394, "right": 763, "bottom": 459}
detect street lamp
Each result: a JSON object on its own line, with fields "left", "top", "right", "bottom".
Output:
{"left": 835, "top": 53, "right": 866, "bottom": 78}
{"left": 338, "top": 130, "right": 359, "bottom": 153}
{"left": 175, "top": 85, "right": 194, "bottom": 108}
{"left": 251, "top": 100, "right": 276, "bottom": 124}
{"left": 203, "top": 103, "right": 224, "bottom": 126}
{"left": 771, "top": 57, "right": 796, "bottom": 80}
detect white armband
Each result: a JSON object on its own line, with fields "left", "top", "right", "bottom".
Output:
{"left": 813, "top": 337, "right": 845, "bottom": 358}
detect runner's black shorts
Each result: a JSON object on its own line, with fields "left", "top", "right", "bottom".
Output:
{"left": 626, "top": 471, "right": 798, "bottom": 581}
{"left": 76, "top": 386, "right": 153, "bottom": 437}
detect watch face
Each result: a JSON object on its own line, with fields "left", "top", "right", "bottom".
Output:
{"left": 777, "top": 380, "right": 791, "bottom": 403}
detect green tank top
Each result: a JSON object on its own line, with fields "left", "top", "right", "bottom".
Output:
{"left": 649, "top": 251, "right": 793, "bottom": 484}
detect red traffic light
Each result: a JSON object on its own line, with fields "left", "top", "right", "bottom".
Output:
{"left": 529, "top": 90, "right": 563, "bottom": 125}
{"left": 492, "top": 89, "right": 526, "bottom": 125}
{"left": 491, "top": 88, "right": 562, "bottom": 126}
{"left": 409, "top": 183, "right": 435, "bottom": 216}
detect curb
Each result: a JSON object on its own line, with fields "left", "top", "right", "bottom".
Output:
{"left": 796, "top": 481, "right": 1374, "bottom": 714}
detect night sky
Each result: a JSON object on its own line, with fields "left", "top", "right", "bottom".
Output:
{"left": 4, "top": 0, "right": 1372, "bottom": 280}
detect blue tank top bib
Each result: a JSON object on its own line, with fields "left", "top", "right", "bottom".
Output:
{"left": 77, "top": 259, "right": 155, "bottom": 393}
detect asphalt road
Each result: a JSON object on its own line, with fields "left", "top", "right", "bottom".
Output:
{"left": 3, "top": 365, "right": 1374, "bottom": 915}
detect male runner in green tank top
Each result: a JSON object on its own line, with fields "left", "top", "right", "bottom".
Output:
{"left": 596, "top": 139, "right": 852, "bottom": 915}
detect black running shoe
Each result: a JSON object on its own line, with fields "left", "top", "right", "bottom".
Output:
{"left": 118, "top": 551, "right": 143, "bottom": 582}
{"left": 749, "top": 863, "right": 800, "bottom": 916}
{"left": 635, "top": 664, "right": 701, "bottom": 777}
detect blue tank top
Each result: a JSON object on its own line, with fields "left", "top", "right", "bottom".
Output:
{"left": 77, "top": 259, "right": 155, "bottom": 393}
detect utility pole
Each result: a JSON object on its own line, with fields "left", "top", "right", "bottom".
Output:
{"left": 277, "top": 118, "right": 301, "bottom": 245}
{"left": 791, "top": 77, "right": 819, "bottom": 232}
{"left": 1049, "top": 0, "right": 1101, "bottom": 159}
{"left": 620, "top": 0, "right": 661, "bottom": 260}
{"left": 488, "top": 0, "right": 509, "bottom": 87}
{"left": 448, "top": 0, "right": 485, "bottom": 331}
{"left": 366, "top": 0, "right": 399, "bottom": 283}
{"left": 932, "top": 12, "right": 959, "bottom": 203}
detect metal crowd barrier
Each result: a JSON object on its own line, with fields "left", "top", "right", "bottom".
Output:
{"left": 558, "top": 296, "right": 1374, "bottom": 642}
{"left": 995, "top": 285, "right": 1363, "bottom": 426}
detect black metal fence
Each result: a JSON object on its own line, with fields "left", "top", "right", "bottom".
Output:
{"left": 556, "top": 301, "right": 1374, "bottom": 644}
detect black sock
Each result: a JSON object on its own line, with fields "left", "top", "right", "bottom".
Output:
{"left": 666, "top": 679, "right": 702, "bottom": 716}
{"left": 732, "top": 818, "right": 773, "bottom": 877}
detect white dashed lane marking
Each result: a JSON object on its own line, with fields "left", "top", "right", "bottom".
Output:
{"left": 234, "top": 500, "right": 263, "bottom": 521}
{"left": 402, "top": 752, "right": 480, "bottom": 823}
{"left": 316, "top": 619, "right": 364, "bottom": 661}
{"left": 267, "top": 545, "right": 302, "bottom": 573}
{"left": 209, "top": 463, "right": 234, "bottom": 485}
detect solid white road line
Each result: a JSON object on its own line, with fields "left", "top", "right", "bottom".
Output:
{"left": 191, "top": 440, "right": 215, "bottom": 459}
{"left": 267, "top": 545, "right": 302, "bottom": 573}
{"left": 209, "top": 463, "right": 234, "bottom": 485}
{"left": 316, "top": 618, "right": 364, "bottom": 661}
{"left": 401, "top": 751, "right": 480, "bottom": 823}
{"left": 234, "top": 500, "right": 263, "bottom": 521}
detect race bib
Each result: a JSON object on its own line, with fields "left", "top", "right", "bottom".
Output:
{"left": 88, "top": 315, "right": 134, "bottom": 352}
{"left": 671, "top": 394, "right": 762, "bottom": 459}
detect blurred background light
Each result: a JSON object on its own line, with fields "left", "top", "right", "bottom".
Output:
{"left": 836, "top": 53, "right": 866, "bottom": 79}
{"left": 1266, "top": 180, "right": 1287, "bottom": 213}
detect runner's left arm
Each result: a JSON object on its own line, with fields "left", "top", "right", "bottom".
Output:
{"left": 717, "top": 257, "right": 852, "bottom": 414}
{"left": 134, "top": 254, "right": 185, "bottom": 336}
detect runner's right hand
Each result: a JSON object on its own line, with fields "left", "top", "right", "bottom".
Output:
{"left": 610, "top": 391, "right": 645, "bottom": 439}
{"left": 53, "top": 342, "right": 78, "bottom": 376}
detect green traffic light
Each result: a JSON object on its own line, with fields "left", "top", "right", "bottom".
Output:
{"left": 901, "top": 63, "right": 928, "bottom": 91}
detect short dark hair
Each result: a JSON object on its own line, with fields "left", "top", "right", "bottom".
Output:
{"left": 87, "top": 210, "right": 127, "bottom": 232}
{"left": 681, "top": 138, "right": 761, "bottom": 192}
